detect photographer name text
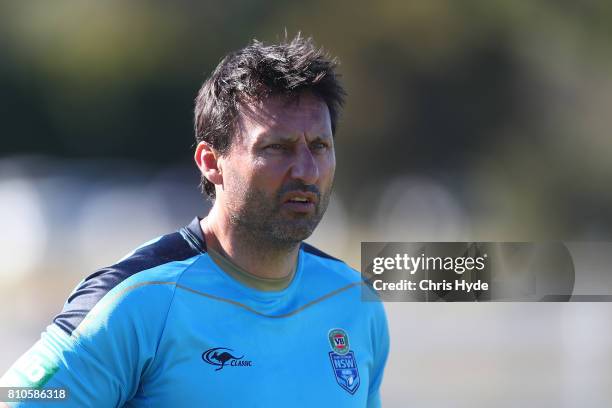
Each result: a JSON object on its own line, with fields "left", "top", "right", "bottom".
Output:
{"left": 372, "top": 279, "right": 488, "bottom": 292}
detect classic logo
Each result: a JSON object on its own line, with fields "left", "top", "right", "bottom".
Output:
{"left": 327, "top": 328, "right": 360, "bottom": 395}
{"left": 202, "top": 347, "right": 253, "bottom": 371}
{"left": 328, "top": 328, "right": 350, "bottom": 355}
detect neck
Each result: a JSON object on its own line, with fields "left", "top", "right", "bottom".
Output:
{"left": 200, "top": 204, "right": 300, "bottom": 280}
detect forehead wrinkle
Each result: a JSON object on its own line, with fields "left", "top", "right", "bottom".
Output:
{"left": 236, "top": 94, "right": 331, "bottom": 144}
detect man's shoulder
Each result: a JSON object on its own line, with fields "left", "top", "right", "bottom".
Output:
{"left": 54, "top": 224, "right": 205, "bottom": 336}
{"left": 301, "top": 242, "right": 351, "bottom": 268}
{"left": 299, "top": 243, "right": 386, "bottom": 319}
{"left": 300, "top": 242, "right": 361, "bottom": 284}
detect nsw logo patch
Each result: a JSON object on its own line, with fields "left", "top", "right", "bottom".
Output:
{"left": 327, "top": 328, "right": 360, "bottom": 394}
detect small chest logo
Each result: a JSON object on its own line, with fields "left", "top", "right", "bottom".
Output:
{"left": 328, "top": 328, "right": 350, "bottom": 355}
{"left": 202, "top": 347, "right": 253, "bottom": 371}
{"left": 327, "top": 328, "right": 360, "bottom": 395}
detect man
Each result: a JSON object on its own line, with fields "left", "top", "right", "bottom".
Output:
{"left": 1, "top": 35, "right": 389, "bottom": 407}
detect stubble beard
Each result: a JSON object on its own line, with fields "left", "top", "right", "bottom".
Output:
{"left": 227, "top": 180, "right": 333, "bottom": 252}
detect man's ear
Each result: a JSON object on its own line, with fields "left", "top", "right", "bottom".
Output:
{"left": 194, "top": 141, "right": 223, "bottom": 185}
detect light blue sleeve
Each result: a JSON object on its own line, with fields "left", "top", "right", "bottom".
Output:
{"left": 0, "top": 281, "right": 175, "bottom": 407}
{"left": 367, "top": 302, "right": 390, "bottom": 408}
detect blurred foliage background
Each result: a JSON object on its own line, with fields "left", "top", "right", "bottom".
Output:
{"left": 1, "top": 1, "right": 612, "bottom": 406}
{"left": 2, "top": 1, "right": 612, "bottom": 239}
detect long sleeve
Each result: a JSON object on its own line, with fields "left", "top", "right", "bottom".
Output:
{"left": 1, "top": 274, "right": 177, "bottom": 407}
{"left": 367, "top": 302, "right": 390, "bottom": 408}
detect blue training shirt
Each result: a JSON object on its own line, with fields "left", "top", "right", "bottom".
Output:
{"left": 1, "top": 218, "right": 389, "bottom": 407}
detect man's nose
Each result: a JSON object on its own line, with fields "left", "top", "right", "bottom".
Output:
{"left": 290, "top": 143, "right": 319, "bottom": 184}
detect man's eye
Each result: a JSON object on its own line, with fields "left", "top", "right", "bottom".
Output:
{"left": 311, "top": 142, "right": 328, "bottom": 150}
{"left": 265, "top": 144, "right": 286, "bottom": 150}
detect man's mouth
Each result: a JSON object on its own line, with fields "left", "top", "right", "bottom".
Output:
{"left": 282, "top": 191, "right": 317, "bottom": 212}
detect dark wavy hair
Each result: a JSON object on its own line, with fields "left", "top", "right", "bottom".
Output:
{"left": 194, "top": 34, "right": 346, "bottom": 199}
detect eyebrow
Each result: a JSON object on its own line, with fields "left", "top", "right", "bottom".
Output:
{"left": 259, "top": 132, "right": 332, "bottom": 143}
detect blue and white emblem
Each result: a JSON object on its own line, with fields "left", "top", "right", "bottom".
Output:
{"left": 329, "top": 351, "right": 361, "bottom": 394}
{"left": 327, "top": 328, "right": 360, "bottom": 395}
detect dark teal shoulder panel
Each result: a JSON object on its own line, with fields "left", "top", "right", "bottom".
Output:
{"left": 53, "top": 219, "right": 205, "bottom": 336}
{"left": 301, "top": 242, "right": 342, "bottom": 262}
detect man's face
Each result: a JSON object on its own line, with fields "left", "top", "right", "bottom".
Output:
{"left": 219, "top": 92, "right": 336, "bottom": 246}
